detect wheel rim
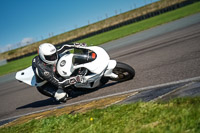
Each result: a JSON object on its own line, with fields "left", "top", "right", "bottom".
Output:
{"left": 113, "top": 68, "right": 131, "bottom": 81}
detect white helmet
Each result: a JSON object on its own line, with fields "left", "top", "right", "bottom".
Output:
{"left": 38, "top": 43, "right": 58, "bottom": 65}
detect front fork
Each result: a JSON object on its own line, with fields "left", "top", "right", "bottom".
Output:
{"left": 104, "top": 60, "right": 118, "bottom": 79}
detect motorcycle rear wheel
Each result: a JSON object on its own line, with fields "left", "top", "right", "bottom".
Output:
{"left": 110, "top": 62, "right": 135, "bottom": 82}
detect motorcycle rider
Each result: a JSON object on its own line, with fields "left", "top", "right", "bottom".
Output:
{"left": 32, "top": 42, "right": 86, "bottom": 103}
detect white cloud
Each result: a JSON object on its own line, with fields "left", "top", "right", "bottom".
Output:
{"left": 21, "top": 37, "right": 34, "bottom": 46}
{"left": 0, "top": 37, "right": 35, "bottom": 53}
{"left": 6, "top": 44, "right": 12, "bottom": 48}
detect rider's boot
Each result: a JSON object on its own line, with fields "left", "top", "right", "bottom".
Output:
{"left": 54, "top": 89, "right": 68, "bottom": 103}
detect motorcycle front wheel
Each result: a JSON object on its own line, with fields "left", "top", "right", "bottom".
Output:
{"left": 110, "top": 62, "right": 135, "bottom": 82}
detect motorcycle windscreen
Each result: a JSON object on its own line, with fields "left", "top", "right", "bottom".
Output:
{"left": 73, "top": 48, "right": 97, "bottom": 65}
{"left": 15, "top": 66, "right": 36, "bottom": 86}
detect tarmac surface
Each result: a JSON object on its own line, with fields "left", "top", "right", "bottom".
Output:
{"left": 0, "top": 13, "right": 200, "bottom": 125}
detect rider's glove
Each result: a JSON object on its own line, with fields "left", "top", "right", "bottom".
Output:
{"left": 75, "top": 75, "right": 83, "bottom": 83}
{"left": 61, "top": 75, "right": 83, "bottom": 89}
{"left": 74, "top": 43, "right": 87, "bottom": 48}
{"left": 69, "top": 75, "right": 83, "bottom": 84}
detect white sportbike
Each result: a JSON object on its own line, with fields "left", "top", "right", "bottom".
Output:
{"left": 16, "top": 46, "right": 135, "bottom": 92}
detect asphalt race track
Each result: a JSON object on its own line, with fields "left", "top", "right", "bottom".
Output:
{"left": 0, "top": 13, "right": 200, "bottom": 123}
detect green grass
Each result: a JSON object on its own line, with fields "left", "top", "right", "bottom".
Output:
{"left": 1, "top": 2, "right": 200, "bottom": 76}
{"left": 0, "top": 55, "right": 36, "bottom": 76}
{"left": 1, "top": 97, "right": 200, "bottom": 133}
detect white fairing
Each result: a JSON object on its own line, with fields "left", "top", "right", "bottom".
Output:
{"left": 74, "top": 46, "right": 110, "bottom": 74}
{"left": 57, "top": 46, "right": 110, "bottom": 77}
{"left": 15, "top": 66, "right": 36, "bottom": 86}
{"left": 57, "top": 54, "right": 74, "bottom": 78}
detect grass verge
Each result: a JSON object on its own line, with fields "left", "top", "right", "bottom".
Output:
{"left": 0, "top": 55, "right": 36, "bottom": 76}
{"left": 0, "top": 2, "right": 200, "bottom": 76}
{"left": 1, "top": 97, "right": 200, "bottom": 133}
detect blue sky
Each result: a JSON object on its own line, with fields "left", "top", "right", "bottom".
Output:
{"left": 0, "top": 0, "right": 158, "bottom": 53}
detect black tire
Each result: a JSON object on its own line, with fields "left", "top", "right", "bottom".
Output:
{"left": 110, "top": 62, "right": 135, "bottom": 82}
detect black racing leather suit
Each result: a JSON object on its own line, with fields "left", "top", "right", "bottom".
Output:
{"left": 32, "top": 43, "right": 83, "bottom": 98}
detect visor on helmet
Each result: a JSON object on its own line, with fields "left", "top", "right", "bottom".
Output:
{"left": 44, "top": 53, "right": 57, "bottom": 61}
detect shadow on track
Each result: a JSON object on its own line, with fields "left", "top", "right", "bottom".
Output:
{"left": 16, "top": 82, "right": 119, "bottom": 110}
{"left": 16, "top": 98, "right": 59, "bottom": 109}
